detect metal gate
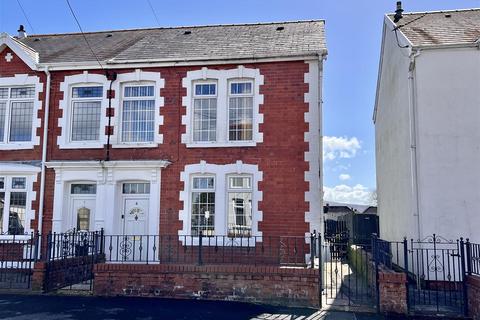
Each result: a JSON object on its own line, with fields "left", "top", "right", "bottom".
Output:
{"left": 0, "top": 233, "right": 38, "bottom": 290}
{"left": 44, "top": 230, "right": 103, "bottom": 292}
{"left": 320, "top": 231, "right": 377, "bottom": 312}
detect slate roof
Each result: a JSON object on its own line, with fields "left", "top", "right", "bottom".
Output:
{"left": 15, "top": 20, "right": 326, "bottom": 64}
{"left": 388, "top": 9, "right": 480, "bottom": 46}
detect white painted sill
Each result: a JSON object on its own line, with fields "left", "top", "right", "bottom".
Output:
{"left": 186, "top": 141, "right": 257, "bottom": 148}
{"left": 0, "top": 143, "right": 35, "bottom": 150}
{"left": 112, "top": 143, "right": 159, "bottom": 149}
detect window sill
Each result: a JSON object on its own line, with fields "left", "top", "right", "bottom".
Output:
{"left": 0, "top": 234, "right": 32, "bottom": 241}
{"left": 177, "top": 235, "right": 261, "bottom": 247}
{"left": 186, "top": 141, "right": 257, "bottom": 148}
{"left": 0, "top": 143, "right": 35, "bottom": 150}
{"left": 112, "top": 143, "right": 159, "bottom": 149}
{"left": 59, "top": 142, "right": 105, "bottom": 149}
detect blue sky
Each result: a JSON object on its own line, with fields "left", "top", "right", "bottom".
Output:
{"left": 1, "top": 0, "right": 479, "bottom": 204}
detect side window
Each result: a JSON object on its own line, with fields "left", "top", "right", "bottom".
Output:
{"left": 191, "top": 176, "right": 215, "bottom": 236}
{"left": 227, "top": 176, "right": 252, "bottom": 237}
{"left": 71, "top": 86, "right": 103, "bottom": 142}
{"left": 121, "top": 85, "right": 155, "bottom": 143}
{"left": 192, "top": 82, "right": 217, "bottom": 142}
{"left": 228, "top": 81, "right": 253, "bottom": 141}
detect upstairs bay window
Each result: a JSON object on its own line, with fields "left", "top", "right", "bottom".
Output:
{"left": 182, "top": 67, "right": 263, "bottom": 148}
{"left": 121, "top": 84, "right": 155, "bottom": 143}
{"left": 0, "top": 86, "right": 35, "bottom": 143}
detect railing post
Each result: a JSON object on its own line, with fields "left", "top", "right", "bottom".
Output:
{"left": 198, "top": 231, "right": 203, "bottom": 266}
{"left": 466, "top": 238, "right": 472, "bottom": 276}
{"left": 459, "top": 237, "right": 469, "bottom": 317}
{"left": 310, "top": 232, "right": 315, "bottom": 268}
{"left": 371, "top": 233, "right": 380, "bottom": 314}
{"left": 46, "top": 232, "right": 52, "bottom": 261}
{"left": 403, "top": 237, "right": 410, "bottom": 313}
{"left": 34, "top": 231, "right": 40, "bottom": 262}
{"left": 318, "top": 233, "right": 322, "bottom": 309}
{"left": 100, "top": 228, "right": 105, "bottom": 255}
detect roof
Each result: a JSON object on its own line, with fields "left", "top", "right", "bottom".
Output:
{"left": 14, "top": 20, "right": 326, "bottom": 65}
{"left": 388, "top": 8, "right": 480, "bottom": 47}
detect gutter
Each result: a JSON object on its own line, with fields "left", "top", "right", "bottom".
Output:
{"left": 38, "top": 66, "right": 51, "bottom": 236}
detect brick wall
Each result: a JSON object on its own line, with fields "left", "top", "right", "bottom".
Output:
{"left": 93, "top": 263, "right": 319, "bottom": 307}
{"left": 378, "top": 267, "right": 408, "bottom": 315}
{"left": 467, "top": 275, "right": 480, "bottom": 320}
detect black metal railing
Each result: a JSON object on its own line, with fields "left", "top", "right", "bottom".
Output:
{"left": 103, "top": 231, "right": 318, "bottom": 267}
{"left": 466, "top": 240, "right": 480, "bottom": 276}
{"left": 46, "top": 230, "right": 103, "bottom": 261}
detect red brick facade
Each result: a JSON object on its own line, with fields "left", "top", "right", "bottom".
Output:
{"left": 0, "top": 46, "right": 317, "bottom": 239}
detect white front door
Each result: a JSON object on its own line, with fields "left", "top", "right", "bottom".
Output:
{"left": 122, "top": 197, "right": 149, "bottom": 235}
{"left": 70, "top": 197, "right": 95, "bottom": 231}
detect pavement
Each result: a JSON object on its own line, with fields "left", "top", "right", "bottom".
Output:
{"left": 0, "top": 294, "right": 386, "bottom": 320}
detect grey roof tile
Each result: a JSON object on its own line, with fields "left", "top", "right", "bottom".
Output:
{"left": 388, "top": 9, "right": 480, "bottom": 46}
{"left": 17, "top": 20, "right": 326, "bottom": 64}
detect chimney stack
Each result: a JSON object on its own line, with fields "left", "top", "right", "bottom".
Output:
{"left": 17, "top": 25, "right": 27, "bottom": 39}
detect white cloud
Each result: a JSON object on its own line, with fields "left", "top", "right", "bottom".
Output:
{"left": 323, "top": 136, "right": 361, "bottom": 161}
{"left": 339, "top": 174, "right": 351, "bottom": 181}
{"left": 324, "top": 184, "right": 374, "bottom": 205}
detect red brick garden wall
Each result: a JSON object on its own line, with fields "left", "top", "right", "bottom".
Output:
{"left": 467, "top": 275, "right": 480, "bottom": 320}
{"left": 93, "top": 263, "right": 319, "bottom": 307}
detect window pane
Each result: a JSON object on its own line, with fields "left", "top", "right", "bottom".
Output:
{"left": 10, "top": 101, "right": 33, "bottom": 142}
{"left": 193, "top": 98, "right": 216, "bottom": 142}
{"left": 228, "top": 192, "right": 252, "bottom": 237}
{"left": 121, "top": 100, "right": 155, "bottom": 142}
{"left": 0, "top": 177, "right": 4, "bottom": 189}
{"left": 12, "top": 177, "right": 26, "bottom": 189}
{"left": 231, "top": 82, "right": 252, "bottom": 95}
{"left": 124, "top": 86, "right": 154, "bottom": 97}
{"left": 122, "top": 183, "right": 150, "bottom": 194}
{"left": 0, "top": 88, "right": 8, "bottom": 99}
{"left": 71, "top": 101, "right": 101, "bottom": 141}
{"left": 0, "top": 102, "right": 5, "bottom": 142}
{"left": 0, "top": 192, "right": 4, "bottom": 234}
{"left": 9, "top": 192, "right": 26, "bottom": 235}
{"left": 228, "top": 97, "right": 253, "bottom": 141}
{"left": 72, "top": 86, "right": 103, "bottom": 98}
{"left": 71, "top": 184, "right": 96, "bottom": 194}
{"left": 229, "top": 176, "right": 251, "bottom": 189}
{"left": 192, "top": 177, "right": 214, "bottom": 190}
{"left": 195, "top": 84, "right": 216, "bottom": 96}
{"left": 77, "top": 207, "right": 90, "bottom": 231}
{"left": 10, "top": 87, "right": 35, "bottom": 99}
{"left": 191, "top": 191, "right": 215, "bottom": 236}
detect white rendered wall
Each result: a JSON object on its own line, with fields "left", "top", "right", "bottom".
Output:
{"left": 414, "top": 48, "right": 480, "bottom": 243}
{"left": 375, "top": 23, "right": 416, "bottom": 242}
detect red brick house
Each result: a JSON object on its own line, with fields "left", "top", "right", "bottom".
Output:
{"left": 0, "top": 21, "right": 326, "bottom": 263}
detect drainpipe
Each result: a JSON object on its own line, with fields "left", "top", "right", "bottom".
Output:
{"left": 38, "top": 67, "right": 51, "bottom": 236}
{"left": 408, "top": 50, "right": 422, "bottom": 241}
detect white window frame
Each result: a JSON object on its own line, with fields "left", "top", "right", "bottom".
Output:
{"left": 58, "top": 72, "right": 108, "bottom": 149}
{"left": 227, "top": 79, "right": 254, "bottom": 142}
{"left": 110, "top": 70, "right": 164, "bottom": 148}
{"left": 0, "top": 74, "right": 42, "bottom": 150}
{"left": 179, "top": 161, "right": 263, "bottom": 245}
{"left": 0, "top": 163, "right": 39, "bottom": 239}
{"left": 119, "top": 82, "right": 156, "bottom": 144}
{"left": 192, "top": 81, "right": 218, "bottom": 143}
{"left": 190, "top": 175, "right": 216, "bottom": 236}
{"left": 182, "top": 66, "right": 264, "bottom": 148}
{"left": 226, "top": 174, "right": 253, "bottom": 237}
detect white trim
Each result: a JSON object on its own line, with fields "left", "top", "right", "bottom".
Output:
{"left": 57, "top": 72, "right": 109, "bottom": 149}
{"left": 35, "top": 55, "right": 322, "bottom": 71}
{"left": 181, "top": 66, "right": 264, "bottom": 147}
{"left": 0, "top": 33, "right": 39, "bottom": 70}
{"left": 45, "top": 160, "right": 170, "bottom": 169}
{"left": 304, "top": 60, "right": 322, "bottom": 239}
{"left": 0, "top": 74, "right": 43, "bottom": 150}
{"left": 178, "top": 160, "right": 263, "bottom": 245}
{"left": 110, "top": 69, "right": 165, "bottom": 148}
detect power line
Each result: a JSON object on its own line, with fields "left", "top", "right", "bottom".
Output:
{"left": 16, "top": 0, "right": 36, "bottom": 34}
{"left": 64, "top": 0, "right": 104, "bottom": 69}
{"left": 146, "top": 0, "right": 160, "bottom": 26}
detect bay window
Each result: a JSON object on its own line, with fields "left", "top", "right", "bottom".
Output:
{"left": 0, "top": 176, "right": 27, "bottom": 235}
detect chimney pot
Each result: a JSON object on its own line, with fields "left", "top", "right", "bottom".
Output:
{"left": 17, "top": 25, "right": 27, "bottom": 39}
{"left": 394, "top": 1, "right": 404, "bottom": 23}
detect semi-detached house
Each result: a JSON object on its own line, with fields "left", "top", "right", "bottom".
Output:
{"left": 0, "top": 21, "right": 326, "bottom": 260}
